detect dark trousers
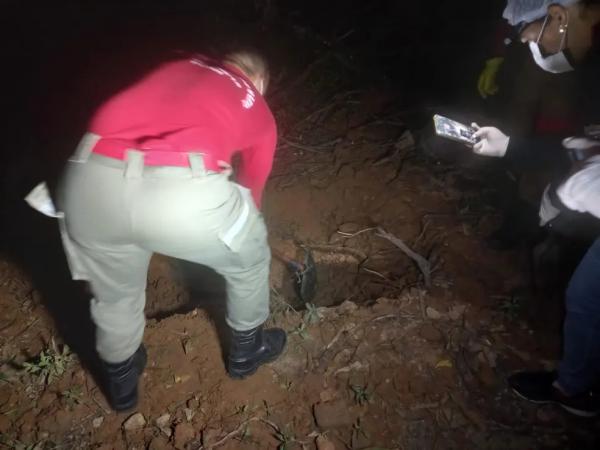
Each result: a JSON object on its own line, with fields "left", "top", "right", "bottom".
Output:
{"left": 558, "top": 237, "right": 600, "bottom": 395}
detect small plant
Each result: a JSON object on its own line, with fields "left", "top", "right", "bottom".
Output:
{"left": 303, "top": 302, "right": 322, "bottom": 324}
{"left": 21, "top": 338, "right": 73, "bottom": 385}
{"left": 61, "top": 385, "right": 83, "bottom": 407}
{"left": 291, "top": 321, "right": 310, "bottom": 340}
{"left": 350, "top": 384, "right": 372, "bottom": 406}
{"left": 498, "top": 296, "right": 522, "bottom": 320}
{"left": 235, "top": 403, "right": 249, "bottom": 415}
{"left": 274, "top": 427, "right": 294, "bottom": 450}
{"left": 351, "top": 418, "right": 370, "bottom": 446}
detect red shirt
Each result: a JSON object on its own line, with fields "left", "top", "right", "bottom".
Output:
{"left": 89, "top": 55, "right": 277, "bottom": 207}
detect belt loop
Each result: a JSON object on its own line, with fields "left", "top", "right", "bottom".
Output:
{"left": 188, "top": 152, "right": 207, "bottom": 178}
{"left": 124, "top": 149, "right": 144, "bottom": 179}
{"left": 69, "top": 132, "right": 101, "bottom": 163}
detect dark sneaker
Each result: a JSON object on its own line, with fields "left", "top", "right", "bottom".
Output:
{"left": 103, "top": 345, "right": 147, "bottom": 412}
{"left": 227, "top": 326, "right": 287, "bottom": 379}
{"left": 508, "top": 370, "right": 600, "bottom": 417}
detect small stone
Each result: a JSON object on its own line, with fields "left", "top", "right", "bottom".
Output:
{"left": 38, "top": 431, "right": 50, "bottom": 440}
{"left": 182, "top": 338, "right": 194, "bottom": 355}
{"left": 92, "top": 416, "right": 104, "bottom": 428}
{"left": 338, "top": 300, "right": 358, "bottom": 315}
{"left": 313, "top": 400, "right": 354, "bottom": 429}
{"left": 316, "top": 435, "right": 337, "bottom": 450}
{"left": 426, "top": 306, "right": 442, "bottom": 320}
{"left": 123, "top": 412, "right": 146, "bottom": 431}
{"left": 184, "top": 408, "right": 195, "bottom": 422}
{"left": 338, "top": 222, "right": 361, "bottom": 234}
{"left": 448, "top": 304, "right": 467, "bottom": 321}
{"left": 155, "top": 413, "right": 171, "bottom": 429}
{"left": 174, "top": 422, "right": 196, "bottom": 449}
{"left": 319, "top": 389, "right": 337, "bottom": 403}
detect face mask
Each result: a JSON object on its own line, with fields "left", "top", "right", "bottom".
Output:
{"left": 528, "top": 14, "right": 574, "bottom": 73}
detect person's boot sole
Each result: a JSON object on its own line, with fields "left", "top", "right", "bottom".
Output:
{"left": 511, "top": 387, "right": 599, "bottom": 418}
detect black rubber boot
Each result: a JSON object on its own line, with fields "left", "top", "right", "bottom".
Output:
{"left": 227, "top": 325, "right": 286, "bottom": 379}
{"left": 103, "top": 345, "right": 147, "bottom": 412}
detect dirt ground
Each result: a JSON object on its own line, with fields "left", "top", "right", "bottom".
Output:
{"left": 2, "top": 97, "right": 600, "bottom": 449}
{"left": 2, "top": 3, "right": 600, "bottom": 449}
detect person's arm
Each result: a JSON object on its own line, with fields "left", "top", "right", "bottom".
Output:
{"left": 236, "top": 129, "right": 277, "bottom": 209}
{"left": 472, "top": 124, "right": 570, "bottom": 171}
{"left": 556, "top": 160, "right": 600, "bottom": 219}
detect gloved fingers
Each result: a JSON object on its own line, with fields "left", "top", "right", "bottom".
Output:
{"left": 471, "top": 122, "right": 480, "bottom": 130}
{"left": 562, "top": 136, "right": 600, "bottom": 150}
{"left": 477, "top": 74, "right": 487, "bottom": 99}
{"left": 481, "top": 75, "right": 496, "bottom": 98}
{"left": 473, "top": 127, "right": 490, "bottom": 140}
{"left": 473, "top": 140, "right": 485, "bottom": 154}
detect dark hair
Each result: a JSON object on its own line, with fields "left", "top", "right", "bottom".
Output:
{"left": 582, "top": 0, "right": 600, "bottom": 5}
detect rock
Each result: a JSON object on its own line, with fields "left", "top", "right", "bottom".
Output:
{"left": 313, "top": 400, "right": 354, "bottom": 429}
{"left": 92, "top": 416, "right": 104, "bottom": 428}
{"left": 319, "top": 389, "right": 337, "bottom": 403}
{"left": 123, "top": 412, "right": 146, "bottom": 431}
{"left": 184, "top": 408, "right": 195, "bottom": 422}
{"left": 174, "top": 422, "right": 196, "bottom": 449}
{"left": 155, "top": 413, "right": 172, "bottom": 436}
{"left": 338, "top": 300, "right": 358, "bottom": 315}
{"left": 37, "top": 430, "right": 50, "bottom": 440}
{"left": 315, "top": 435, "right": 337, "bottom": 450}
{"left": 155, "top": 413, "right": 171, "bottom": 429}
{"left": 425, "top": 306, "right": 442, "bottom": 320}
{"left": 448, "top": 304, "right": 467, "bottom": 321}
{"left": 419, "top": 324, "right": 444, "bottom": 343}
{"left": 338, "top": 222, "right": 361, "bottom": 234}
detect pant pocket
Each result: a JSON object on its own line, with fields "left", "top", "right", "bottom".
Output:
{"left": 217, "top": 185, "right": 259, "bottom": 253}
{"left": 58, "top": 213, "right": 90, "bottom": 281}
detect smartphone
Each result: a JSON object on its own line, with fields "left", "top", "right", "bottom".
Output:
{"left": 433, "top": 114, "right": 477, "bottom": 145}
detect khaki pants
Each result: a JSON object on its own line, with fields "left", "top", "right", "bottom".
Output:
{"left": 56, "top": 143, "right": 270, "bottom": 363}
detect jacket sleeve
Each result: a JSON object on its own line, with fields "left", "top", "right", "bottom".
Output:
{"left": 556, "top": 162, "right": 600, "bottom": 219}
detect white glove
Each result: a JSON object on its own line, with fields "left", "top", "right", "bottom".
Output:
{"left": 539, "top": 184, "right": 561, "bottom": 226}
{"left": 471, "top": 123, "right": 510, "bottom": 157}
{"left": 562, "top": 136, "right": 600, "bottom": 150}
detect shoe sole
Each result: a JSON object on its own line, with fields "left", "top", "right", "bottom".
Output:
{"left": 511, "top": 387, "right": 599, "bottom": 418}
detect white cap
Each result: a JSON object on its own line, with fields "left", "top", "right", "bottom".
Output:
{"left": 502, "top": 0, "right": 579, "bottom": 26}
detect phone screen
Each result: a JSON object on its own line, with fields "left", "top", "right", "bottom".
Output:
{"left": 433, "top": 115, "right": 477, "bottom": 145}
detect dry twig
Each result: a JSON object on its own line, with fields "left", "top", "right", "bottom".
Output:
{"left": 375, "top": 227, "right": 431, "bottom": 288}
{"left": 198, "top": 417, "right": 260, "bottom": 450}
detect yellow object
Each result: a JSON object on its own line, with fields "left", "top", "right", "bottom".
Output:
{"left": 477, "top": 57, "right": 504, "bottom": 99}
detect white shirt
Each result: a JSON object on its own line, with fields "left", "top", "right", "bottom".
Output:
{"left": 557, "top": 155, "right": 600, "bottom": 219}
